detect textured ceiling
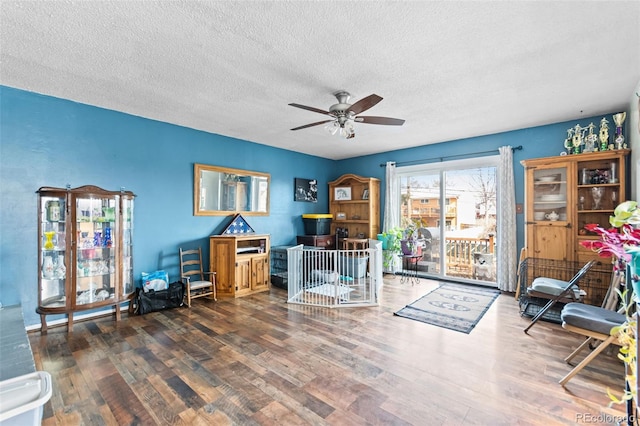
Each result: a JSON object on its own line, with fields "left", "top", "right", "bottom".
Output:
{"left": 1, "top": 1, "right": 639, "bottom": 160}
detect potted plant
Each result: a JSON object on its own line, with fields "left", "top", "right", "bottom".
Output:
{"left": 401, "top": 223, "right": 422, "bottom": 256}
{"left": 379, "top": 226, "right": 404, "bottom": 271}
{"left": 581, "top": 200, "right": 640, "bottom": 405}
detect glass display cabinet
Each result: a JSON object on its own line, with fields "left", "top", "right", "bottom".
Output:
{"left": 527, "top": 165, "right": 570, "bottom": 261}
{"left": 522, "top": 149, "right": 630, "bottom": 264}
{"left": 36, "top": 185, "right": 135, "bottom": 333}
{"left": 522, "top": 150, "right": 630, "bottom": 305}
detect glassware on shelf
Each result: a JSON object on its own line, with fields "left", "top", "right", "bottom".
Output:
{"left": 580, "top": 168, "right": 590, "bottom": 185}
{"left": 56, "top": 232, "right": 66, "bottom": 250}
{"left": 102, "top": 207, "right": 115, "bottom": 222}
{"left": 103, "top": 227, "right": 112, "bottom": 247}
{"left": 42, "top": 256, "right": 54, "bottom": 279}
{"left": 79, "top": 209, "right": 90, "bottom": 222}
{"left": 591, "top": 187, "right": 604, "bottom": 210}
{"left": 46, "top": 200, "right": 61, "bottom": 222}
{"left": 43, "top": 231, "right": 56, "bottom": 250}
{"left": 579, "top": 195, "right": 585, "bottom": 210}
{"left": 80, "top": 232, "right": 91, "bottom": 248}
{"left": 590, "top": 169, "right": 609, "bottom": 184}
{"left": 55, "top": 257, "right": 66, "bottom": 278}
{"left": 77, "top": 260, "right": 89, "bottom": 277}
{"left": 96, "top": 290, "right": 110, "bottom": 301}
{"left": 610, "top": 161, "right": 618, "bottom": 183}
{"left": 93, "top": 231, "right": 102, "bottom": 247}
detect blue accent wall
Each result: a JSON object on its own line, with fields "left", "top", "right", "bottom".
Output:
{"left": 0, "top": 85, "right": 621, "bottom": 327}
{"left": 0, "top": 86, "right": 336, "bottom": 326}
{"left": 334, "top": 116, "right": 621, "bottom": 260}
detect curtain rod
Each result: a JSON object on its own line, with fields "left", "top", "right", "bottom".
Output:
{"left": 379, "top": 145, "right": 523, "bottom": 167}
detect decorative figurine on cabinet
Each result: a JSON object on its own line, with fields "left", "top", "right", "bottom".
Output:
{"left": 563, "top": 128, "right": 573, "bottom": 155}
{"left": 570, "top": 124, "right": 585, "bottom": 154}
{"left": 612, "top": 112, "right": 627, "bottom": 150}
{"left": 583, "top": 123, "right": 597, "bottom": 153}
{"left": 598, "top": 117, "right": 610, "bottom": 151}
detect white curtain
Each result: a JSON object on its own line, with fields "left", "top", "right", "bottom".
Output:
{"left": 497, "top": 146, "right": 517, "bottom": 291}
{"left": 383, "top": 161, "right": 400, "bottom": 273}
{"left": 383, "top": 161, "right": 399, "bottom": 232}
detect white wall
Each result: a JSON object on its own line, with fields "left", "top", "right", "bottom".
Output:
{"left": 629, "top": 80, "right": 640, "bottom": 200}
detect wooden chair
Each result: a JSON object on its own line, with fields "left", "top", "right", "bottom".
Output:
{"left": 523, "top": 259, "right": 597, "bottom": 333}
{"left": 179, "top": 247, "right": 216, "bottom": 307}
{"left": 342, "top": 238, "right": 368, "bottom": 250}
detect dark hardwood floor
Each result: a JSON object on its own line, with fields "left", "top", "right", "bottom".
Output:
{"left": 29, "top": 277, "right": 628, "bottom": 425}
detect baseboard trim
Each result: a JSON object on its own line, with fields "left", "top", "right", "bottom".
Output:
{"left": 26, "top": 304, "right": 131, "bottom": 332}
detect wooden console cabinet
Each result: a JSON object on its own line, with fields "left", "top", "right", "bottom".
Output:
{"left": 209, "top": 234, "right": 270, "bottom": 298}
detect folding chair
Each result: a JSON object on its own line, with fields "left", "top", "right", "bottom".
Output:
{"left": 557, "top": 268, "right": 626, "bottom": 385}
{"left": 558, "top": 302, "right": 626, "bottom": 385}
{"left": 523, "top": 259, "right": 597, "bottom": 333}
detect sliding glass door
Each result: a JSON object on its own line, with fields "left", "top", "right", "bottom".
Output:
{"left": 397, "top": 156, "right": 499, "bottom": 285}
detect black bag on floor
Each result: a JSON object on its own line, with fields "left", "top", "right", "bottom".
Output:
{"left": 131, "top": 281, "right": 185, "bottom": 315}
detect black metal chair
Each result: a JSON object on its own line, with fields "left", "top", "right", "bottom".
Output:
{"left": 523, "top": 259, "right": 597, "bottom": 333}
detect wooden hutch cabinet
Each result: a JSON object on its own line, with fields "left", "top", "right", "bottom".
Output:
{"left": 36, "top": 185, "right": 135, "bottom": 333}
{"left": 209, "top": 234, "right": 270, "bottom": 298}
{"left": 329, "top": 174, "right": 380, "bottom": 245}
{"left": 521, "top": 149, "right": 630, "bottom": 263}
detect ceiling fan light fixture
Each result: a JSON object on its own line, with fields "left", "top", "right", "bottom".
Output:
{"left": 289, "top": 91, "right": 403, "bottom": 139}
{"left": 340, "top": 121, "right": 355, "bottom": 139}
{"left": 324, "top": 120, "right": 340, "bottom": 135}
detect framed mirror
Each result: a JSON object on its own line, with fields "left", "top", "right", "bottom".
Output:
{"left": 194, "top": 163, "right": 270, "bottom": 216}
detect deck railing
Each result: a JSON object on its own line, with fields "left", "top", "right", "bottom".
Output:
{"left": 419, "top": 235, "right": 495, "bottom": 280}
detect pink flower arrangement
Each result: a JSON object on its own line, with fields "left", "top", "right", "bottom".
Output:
{"left": 580, "top": 201, "right": 639, "bottom": 273}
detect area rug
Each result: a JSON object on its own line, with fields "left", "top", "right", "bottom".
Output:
{"left": 394, "top": 283, "right": 500, "bottom": 333}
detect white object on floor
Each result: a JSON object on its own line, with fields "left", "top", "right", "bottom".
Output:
{"left": 0, "top": 371, "right": 52, "bottom": 426}
{"left": 306, "top": 283, "right": 354, "bottom": 298}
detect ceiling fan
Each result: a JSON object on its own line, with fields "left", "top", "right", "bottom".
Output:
{"left": 288, "top": 91, "right": 405, "bottom": 139}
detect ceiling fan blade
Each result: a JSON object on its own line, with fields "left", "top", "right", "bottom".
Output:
{"left": 291, "top": 120, "right": 334, "bottom": 131}
{"left": 349, "top": 94, "right": 383, "bottom": 115}
{"left": 288, "top": 103, "right": 331, "bottom": 116}
{"left": 355, "top": 116, "right": 405, "bottom": 126}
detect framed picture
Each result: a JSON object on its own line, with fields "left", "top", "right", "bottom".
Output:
{"left": 362, "top": 189, "right": 369, "bottom": 200}
{"left": 336, "top": 212, "right": 346, "bottom": 220}
{"left": 334, "top": 187, "right": 351, "bottom": 201}
{"left": 294, "top": 178, "right": 317, "bottom": 203}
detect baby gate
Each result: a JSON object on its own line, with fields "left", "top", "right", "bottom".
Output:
{"left": 286, "top": 241, "right": 382, "bottom": 307}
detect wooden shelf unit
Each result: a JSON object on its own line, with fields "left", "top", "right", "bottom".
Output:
{"left": 329, "top": 174, "right": 380, "bottom": 244}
